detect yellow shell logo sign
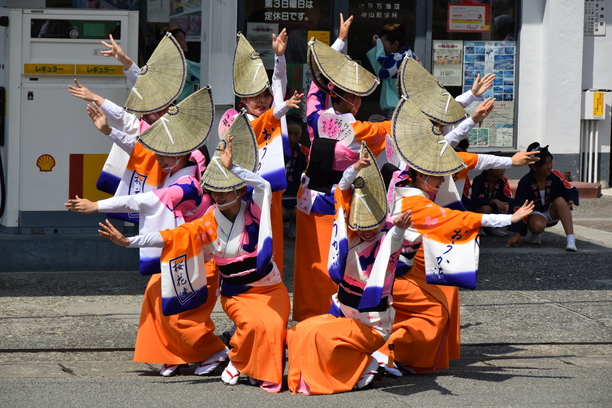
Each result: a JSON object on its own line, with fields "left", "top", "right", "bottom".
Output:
{"left": 36, "top": 154, "right": 56, "bottom": 172}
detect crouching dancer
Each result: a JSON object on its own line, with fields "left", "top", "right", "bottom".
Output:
{"left": 286, "top": 143, "right": 412, "bottom": 394}
{"left": 99, "top": 115, "right": 290, "bottom": 393}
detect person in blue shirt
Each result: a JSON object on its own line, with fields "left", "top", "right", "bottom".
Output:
{"left": 366, "top": 23, "right": 420, "bottom": 119}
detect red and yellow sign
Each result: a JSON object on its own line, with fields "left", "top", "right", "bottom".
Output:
{"left": 69, "top": 154, "right": 113, "bottom": 201}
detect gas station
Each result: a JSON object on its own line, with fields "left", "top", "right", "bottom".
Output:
{"left": 0, "top": 7, "right": 139, "bottom": 234}
{"left": 0, "top": 0, "right": 610, "bottom": 272}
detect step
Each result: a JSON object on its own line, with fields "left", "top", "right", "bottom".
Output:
{"left": 0, "top": 232, "right": 139, "bottom": 273}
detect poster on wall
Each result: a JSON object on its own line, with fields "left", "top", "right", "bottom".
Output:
{"left": 432, "top": 40, "right": 463, "bottom": 87}
{"left": 169, "top": 0, "right": 202, "bottom": 42}
{"left": 447, "top": 4, "right": 490, "bottom": 33}
{"left": 247, "top": 23, "right": 280, "bottom": 71}
{"left": 463, "top": 41, "right": 516, "bottom": 148}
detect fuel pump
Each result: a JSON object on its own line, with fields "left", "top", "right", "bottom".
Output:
{"left": 0, "top": 7, "right": 138, "bottom": 233}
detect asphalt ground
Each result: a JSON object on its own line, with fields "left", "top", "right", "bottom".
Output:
{"left": 1, "top": 193, "right": 611, "bottom": 407}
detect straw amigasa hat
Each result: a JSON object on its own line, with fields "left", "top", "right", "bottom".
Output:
{"left": 124, "top": 32, "right": 187, "bottom": 114}
{"left": 347, "top": 142, "right": 388, "bottom": 231}
{"left": 391, "top": 97, "right": 466, "bottom": 176}
{"left": 307, "top": 38, "right": 380, "bottom": 97}
{"left": 397, "top": 56, "right": 467, "bottom": 125}
{"left": 233, "top": 33, "right": 270, "bottom": 98}
{"left": 200, "top": 109, "right": 259, "bottom": 192}
{"left": 137, "top": 86, "right": 214, "bottom": 155}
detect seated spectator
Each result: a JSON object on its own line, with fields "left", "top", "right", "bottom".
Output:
{"left": 467, "top": 168, "right": 514, "bottom": 236}
{"left": 506, "top": 143, "right": 579, "bottom": 251}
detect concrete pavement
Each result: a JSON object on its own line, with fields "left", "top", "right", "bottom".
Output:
{"left": 0, "top": 194, "right": 611, "bottom": 407}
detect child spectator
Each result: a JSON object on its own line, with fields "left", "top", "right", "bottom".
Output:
{"left": 467, "top": 168, "right": 514, "bottom": 236}
{"left": 507, "top": 143, "right": 579, "bottom": 251}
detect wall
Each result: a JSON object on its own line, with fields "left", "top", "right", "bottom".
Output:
{"left": 517, "top": 0, "right": 611, "bottom": 185}
{"left": 582, "top": 1, "right": 612, "bottom": 186}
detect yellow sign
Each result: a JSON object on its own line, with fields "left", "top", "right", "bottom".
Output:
{"left": 593, "top": 92, "right": 604, "bottom": 117}
{"left": 308, "top": 30, "right": 330, "bottom": 46}
{"left": 76, "top": 65, "right": 124, "bottom": 76}
{"left": 24, "top": 64, "right": 75, "bottom": 75}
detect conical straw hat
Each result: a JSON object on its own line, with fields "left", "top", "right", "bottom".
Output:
{"left": 396, "top": 54, "right": 409, "bottom": 100}
{"left": 391, "top": 97, "right": 466, "bottom": 176}
{"left": 124, "top": 33, "right": 187, "bottom": 114}
{"left": 201, "top": 109, "right": 259, "bottom": 192}
{"left": 307, "top": 45, "right": 330, "bottom": 95}
{"left": 233, "top": 33, "right": 270, "bottom": 98}
{"left": 307, "top": 38, "right": 379, "bottom": 96}
{"left": 137, "top": 86, "right": 215, "bottom": 155}
{"left": 348, "top": 142, "right": 388, "bottom": 231}
{"left": 397, "top": 57, "right": 467, "bottom": 125}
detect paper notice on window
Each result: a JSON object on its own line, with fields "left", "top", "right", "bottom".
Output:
{"left": 247, "top": 22, "right": 279, "bottom": 70}
{"left": 433, "top": 40, "right": 463, "bottom": 87}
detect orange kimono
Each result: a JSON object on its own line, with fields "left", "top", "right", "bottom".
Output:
{"left": 379, "top": 186, "right": 482, "bottom": 372}
{"left": 288, "top": 170, "right": 403, "bottom": 394}
{"left": 153, "top": 165, "right": 289, "bottom": 388}
{"left": 250, "top": 109, "right": 287, "bottom": 277}
{"left": 134, "top": 262, "right": 226, "bottom": 364}
{"left": 293, "top": 83, "right": 390, "bottom": 321}
{"left": 287, "top": 315, "right": 386, "bottom": 394}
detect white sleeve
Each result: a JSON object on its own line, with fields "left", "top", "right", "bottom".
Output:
{"left": 124, "top": 62, "right": 140, "bottom": 86}
{"left": 475, "top": 154, "right": 513, "bottom": 170}
{"left": 106, "top": 127, "right": 137, "bottom": 154}
{"left": 120, "top": 114, "right": 141, "bottom": 137}
{"left": 332, "top": 38, "right": 346, "bottom": 53}
{"left": 100, "top": 98, "right": 124, "bottom": 127}
{"left": 100, "top": 99, "right": 140, "bottom": 135}
{"left": 273, "top": 103, "right": 292, "bottom": 120}
{"left": 128, "top": 232, "right": 164, "bottom": 248}
{"left": 481, "top": 213, "right": 512, "bottom": 228}
{"left": 338, "top": 165, "right": 359, "bottom": 191}
{"left": 455, "top": 90, "right": 481, "bottom": 108}
{"left": 97, "top": 191, "right": 159, "bottom": 214}
{"left": 389, "top": 225, "right": 406, "bottom": 251}
{"left": 271, "top": 54, "right": 287, "bottom": 108}
{"left": 442, "top": 118, "right": 476, "bottom": 148}
{"left": 231, "top": 164, "right": 271, "bottom": 207}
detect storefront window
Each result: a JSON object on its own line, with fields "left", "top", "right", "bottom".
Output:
{"left": 347, "top": 1, "right": 417, "bottom": 121}
{"left": 433, "top": 0, "right": 518, "bottom": 149}
{"left": 240, "top": 0, "right": 334, "bottom": 101}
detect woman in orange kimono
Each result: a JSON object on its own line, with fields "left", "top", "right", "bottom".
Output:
{"left": 68, "top": 87, "right": 229, "bottom": 378}
{"left": 293, "top": 14, "right": 392, "bottom": 322}
{"left": 374, "top": 97, "right": 534, "bottom": 374}
{"left": 231, "top": 29, "right": 303, "bottom": 277}
{"left": 287, "top": 146, "right": 412, "bottom": 394}
{"left": 99, "top": 123, "right": 290, "bottom": 393}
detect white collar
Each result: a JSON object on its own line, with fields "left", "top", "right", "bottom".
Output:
{"left": 325, "top": 107, "right": 356, "bottom": 123}
{"left": 162, "top": 165, "right": 197, "bottom": 187}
